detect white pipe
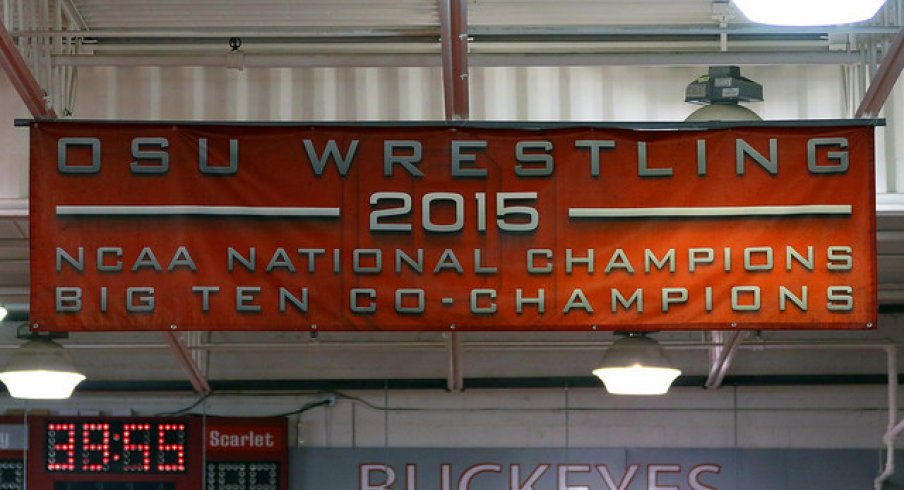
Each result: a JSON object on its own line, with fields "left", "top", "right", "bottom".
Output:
{"left": 52, "top": 53, "right": 442, "bottom": 68}
{"left": 10, "top": 25, "right": 903, "bottom": 38}
{"left": 888, "top": 346, "right": 897, "bottom": 435}
{"left": 471, "top": 51, "right": 859, "bottom": 67}
{"left": 49, "top": 51, "right": 860, "bottom": 68}
{"left": 0, "top": 343, "right": 170, "bottom": 350}
{"left": 875, "top": 345, "right": 900, "bottom": 490}
{"left": 446, "top": 331, "right": 463, "bottom": 392}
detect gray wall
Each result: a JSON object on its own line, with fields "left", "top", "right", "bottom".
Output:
{"left": 292, "top": 447, "right": 904, "bottom": 490}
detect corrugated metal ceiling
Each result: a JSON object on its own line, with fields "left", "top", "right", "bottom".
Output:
{"left": 72, "top": 0, "right": 441, "bottom": 28}
{"left": 71, "top": 0, "right": 733, "bottom": 29}
{"left": 470, "top": 0, "right": 729, "bottom": 26}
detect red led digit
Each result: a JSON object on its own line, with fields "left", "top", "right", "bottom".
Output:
{"left": 47, "top": 423, "right": 75, "bottom": 471}
{"left": 122, "top": 423, "right": 151, "bottom": 472}
{"left": 157, "top": 423, "right": 186, "bottom": 472}
{"left": 82, "top": 423, "right": 111, "bottom": 471}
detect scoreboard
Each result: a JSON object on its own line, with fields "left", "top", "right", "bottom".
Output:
{"left": 0, "top": 415, "right": 288, "bottom": 490}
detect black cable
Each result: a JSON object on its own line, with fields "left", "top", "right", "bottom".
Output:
{"left": 154, "top": 392, "right": 338, "bottom": 418}
{"left": 333, "top": 391, "right": 418, "bottom": 411}
{"left": 270, "top": 398, "right": 335, "bottom": 418}
{"left": 155, "top": 392, "right": 212, "bottom": 416}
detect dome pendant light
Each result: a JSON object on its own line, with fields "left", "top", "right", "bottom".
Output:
{"left": 592, "top": 333, "right": 682, "bottom": 396}
{"left": 685, "top": 66, "right": 763, "bottom": 122}
{"left": 0, "top": 337, "right": 85, "bottom": 399}
{"left": 733, "top": 0, "right": 888, "bottom": 26}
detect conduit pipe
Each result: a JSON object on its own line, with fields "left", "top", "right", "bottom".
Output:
{"left": 875, "top": 345, "right": 900, "bottom": 490}
{"left": 0, "top": 19, "right": 55, "bottom": 118}
{"left": 439, "top": 0, "right": 470, "bottom": 120}
{"left": 446, "top": 331, "right": 464, "bottom": 392}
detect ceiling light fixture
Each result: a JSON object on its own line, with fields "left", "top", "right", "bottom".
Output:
{"left": 0, "top": 306, "right": 6, "bottom": 322}
{"left": 592, "top": 333, "right": 682, "bottom": 396}
{"left": 733, "top": 0, "right": 887, "bottom": 26}
{"left": 685, "top": 66, "right": 763, "bottom": 122}
{"left": 0, "top": 337, "right": 85, "bottom": 399}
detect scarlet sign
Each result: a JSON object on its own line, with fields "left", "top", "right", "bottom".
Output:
{"left": 206, "top": 418, "right": 287, "bottom": 455}
{"left": 29, "top": 121, "right": 877, "bottom": 331}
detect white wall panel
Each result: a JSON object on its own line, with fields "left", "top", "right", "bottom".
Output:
{"left": 299, "top": 386, "right": 897, "bottom": 449}
{"left": 0, "top": 382, "right": 897, "bottom": 449}
{"left": 4, "top": 386, "right": 876, "bottom": 449}
{"left": 71, "top": 64, "right": 845, "bottom": 123}
{"left": 75, "top": 66, "right": 446, "bottom": 121}
{"left": 0, "top": 72, "right": 29, "bottom": 199}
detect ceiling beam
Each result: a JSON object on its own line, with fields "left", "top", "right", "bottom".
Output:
{"left": 0, "top": 19, "right": 55, "bottom": 118}
{"left": 857, "top": 28, "right": 904, "bottom": 118}
{"left": 164, "top": 332, "right": 211, "bottom": 394}
{"left": 59, "top": 0, "right": 89, "bottom": 31}
{"left": 439, "top": 0, "right": 469, "bottom": 120}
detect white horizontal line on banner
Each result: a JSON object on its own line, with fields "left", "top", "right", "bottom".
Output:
{"left": 56, "top": 205, "right": 341, "bottom": 218}
{"left": 568, "top": 205, "right": 852, "bottom": 219}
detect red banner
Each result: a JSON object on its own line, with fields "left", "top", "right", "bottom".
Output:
{"left": 29, "top": 122, "right": 877, "bottom": 331}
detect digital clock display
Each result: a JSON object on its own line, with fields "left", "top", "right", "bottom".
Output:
{"left": 46, "top": 421, "right": 187, "bottom": 474}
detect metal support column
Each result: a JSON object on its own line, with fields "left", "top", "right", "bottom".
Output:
{"left": 164, "top": 332, "right": 211, "bottom": 394}
{"left": 857, "top": 27, "right": 904, "bottom": 117}
{"left": 0, "top": 17, "right": 55, "bottom": 118}
{"left": 439, "top": 0, "right": 469, "bottom": 120}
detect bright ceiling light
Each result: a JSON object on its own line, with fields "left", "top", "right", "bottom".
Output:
{"left": 592, "top": 333, "right": 681, "bottom": 396}
{"left": 0, "top": 338, "right": 85, "bottom": 399}
{"left": 733, "top": 0, "right": 887, "bottom": 26}
{"left": 0, "top": 306, "right": 6, "bottom": 322}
